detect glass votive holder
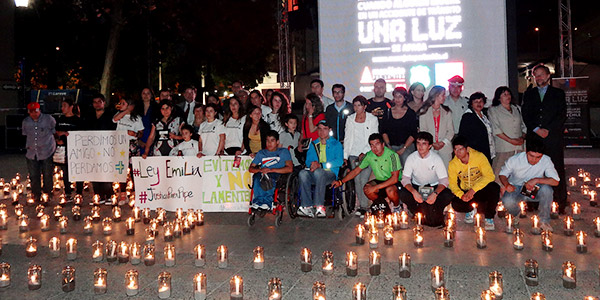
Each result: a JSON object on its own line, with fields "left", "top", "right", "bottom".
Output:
{"left": 143, "top": 244, "right": 155, "bottom": 266}
{"left": 355, "top": 224, "right": 365, "bottom": 245}
{"left": 164, "top": 244, "right": 176, "bottom": 267}
{"left": 530, "top": 215, "right": 541, "bottom": 235}
{"left": 0, "top": 262, "right": 10, "bottom": 288}
{"left": 61, "top": 266, "right": 75, "bottom": 292}
{"left": 93, "top": 268, "right": 107, "bottom": 294}
{"left": 488, "top": 271, "right": 503, "bottom": 299}
{"left": 392, "top": 284, "right": 407, "bottom": 300}
{"left": 267, "top": 277, "right": 282, "bottom": 300}
{"left": 434, "top": 287, "right": 449, "bottom": 300}
{"left": 118, "top": 241, "right": 130, "bottom": 263}
{"left": 594, "top": 217, "right": 600, "bottom": 237}
{"left": 217, "top": 245, "right": 228, "bottom": 268}
{"left": 513, "top": 228, "right": 524, "bottom": 250}
{"left": 322, "top": 251, "right": 334, "bottom": 275}
{"left": 531, "top": 292, "right": 546, "bottom": 300}
{"left": 125, "top": 269, "right": 139, "bottom": 296}
{"left": 430, "top": 266, "right": 445, "bottom": 292}
{"left": 253, "top": 246, "right": 264, "bottom": 270}
{"left": 562, "top": 261, "right": 576, "bottom": 289}
{"left": 194, "top": 244, "right": 206, "bottom": 267}
{"left": 550, "top": 202, "right": 559, "bottom": 219}
{"left": 301, "top": 247, "right": 312, "bottom": 272}
{"left": 145, "top": 227, "right": 155, "bottom": 244}
{"left": 541, "top": 230, "right": 553, "bottom": 252}
{"left": 142, "top": 208, "right": 151, "bottom": 224}
{"left": 130, "top": 243, "right": 141, "bottom": 265}
{"left": 83, "top": 216, "right": 93, "bottom": 234}
{"left": 519, "top": 201, "right": 527, "bottom": 218}
{"left": 126, "top": 217, "right": 135, "bottom": 235}
{"left": 92, "top": 241, "right": 104, "bottom": 262}
{"left": 476, "top": 227, "right": 487, "bottom": 249}
{"left": 413, "top": 227, "right": 424, "bottom": 247}
{"left": 312, "top": 281, "right": 326, "bottom": 300}
{"left": 398, "top": 253, "right": 411, "bottom": 278}
{"left": 230, "top": 275, "right": 243, "bottom": 300}
{"left": 91, "top": 206, "right": 101, "bottom": 222}
{"left": 25, "top": 237, "right": 38, "bottom": 257}
{"left": 196, "top": 209, "right": 204, "bottom": 226}
{"left": 443, "top": 227, "right": 455, "bottom": 247}
{"left": 18, "top": 215, "right": 29, "bottom": 232}
{"left": 27, "top": 264, "right": 42, "bottom": 290}
{"left": 59, "top": 216, "right": 68, "bottom": 234}
{"left": 524, "top": 259, "right": 539, "bottom": 286}
{"left": 71, "top": 205, "right": 81, "bottom": 221}
{"left": 576, "top": 230, "right": 588, "bottom": 253}
{"left": 102, "top": 217, "right": 113, "bottom": 235}
{"left": 369, "top": 250, "right": 381, "bottom": 276}
{"left": 346, "top": 251, "right": 358, "bottom": 277}
{"left": 66, "top": 238, "right": 77, "bottom": 260}
{"left": 194, "top": 273, "right": 207, "bottom": 300}
{"left": 383, "top": 225, "right": 394, "bottom": 245}
{"left": 158, "top": 271, "right": 171, "bottom": 299}
{"left": 106, "top": 240, "right": 118, "bottom": 262}
{"left": 352, "top": 282, "right": 366, "bottom": 300}
{"left": 368, "top": 229, "right": 378, "bottom": 249}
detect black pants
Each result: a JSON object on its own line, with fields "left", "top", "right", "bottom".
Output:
{"left": 399, "top": 184, "right": 453, "bottom": 226}
{"left": 451, "top": 182, "right": 500, "bottom": 219}
{"left": 92, "top": 182, "right": 113, "bottom": 199}
{"left": 59, "top": 160, "right": 83, "bottom": 195}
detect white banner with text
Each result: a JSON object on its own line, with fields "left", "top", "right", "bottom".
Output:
{"left": 67, "top": 130, "right": 129, "bottom": 182}
{"left": 130, "top": 156, "right": 253, "bottom": 212}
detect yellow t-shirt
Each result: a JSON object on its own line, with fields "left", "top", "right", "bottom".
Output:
{"left": 448, "top": 148, "right": 495, "bottom": 198}
{"left": 249, "top": 133, "right": 261, "bottom": 154}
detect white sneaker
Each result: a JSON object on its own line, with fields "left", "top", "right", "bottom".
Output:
{"left": 464, "top": 208, "right": 476, "bottom": 224}
{"left": 315, "top": 206, "right": 326, "bottom": 218}
{"left": 484, "top": 218, "right": 495, "bottom": 231}
{"left": 259, "top": 204, "right": 270, "bottom": 210}
{"left": 297, "top": 206, "right": 314, "bottom": 218}
{"left": 250, "top": 203, "right": 259, "bottom": 209}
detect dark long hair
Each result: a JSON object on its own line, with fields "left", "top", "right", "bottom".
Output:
{"left": 223, "top": 97, "right": 245, "bottom": 124}
{"left": 305, "top": 93, "right": 324, "bottom": 116}
{"left": 392, "top": 87, "right": 409, "bottom": 108}
{"left": 407, "top": 82, "right": 425, "bottom": 103}
{"left": 270, "top": 91, "right": 290, "bottom": 122}
{"left": 491, "top": 86, "right": 514, "bottom": 107}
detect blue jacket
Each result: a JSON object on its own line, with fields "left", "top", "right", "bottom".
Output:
{"left": 306, "top": 137, "right": 344, "bottom": 177}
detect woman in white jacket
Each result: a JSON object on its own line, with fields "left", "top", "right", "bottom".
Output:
{"left": 343, "top": 95, "right": 379, "bottom": 216}
{"left": 419, "top": 86, "right": 454, "bottom": 167}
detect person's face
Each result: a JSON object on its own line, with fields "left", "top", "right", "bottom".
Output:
{"left": 310, "top": 82, "right": 323, "bottom": 96}
{"left": 285, "top": 118, "right": 297, "bottom": 132}
{"left": 533, "top": 68, "right": 551, "bottom": 87}
{"left": 117, "top": 99, "right": 128, "bottom": 111}
{"left": 160, "top": 104, "right": 172, "bottom": 118}
{"left": 304, "top": 99, "right": 313, "bottom": 113}
{"left": 181, "top": 129, "right": 192, "bottom": 141}
{"left": 193, "top": 107, "right": 203, "bottom": 119}
{"left": 205, "top": 107, "right": 216, "bottom": 121}
{"left": 369, "top": 138, "right": 385, "bottom": 156}
{"left": 471, "top": 98, "right": 485, "bottom": 113}
{"left": 184, "top": 88, "right": 195, "bottom": 102}
{"left": 232, "top": 82, "right": 242, "bottom": 94}
{"left": 271, "top": 96, "right": 282, "bottom": 112}
{"left": 266, "top": 90, "right": 273, "bottom": 101}
{"left": 141, "top": 88, "right": 152, "bottom": 102}
{"left": 61, "top": 102, "right": 73, "bottom": 115}
{"left": 373, "top": 81, "right": 386, "bottom": 98}
{"left": 416, "top": 139, "right": 431, "bottom": 156}
{"left": 207, "top": 96, "right": 219, "bottom": 105}
{"left": 92, "top": 98, "right": 105, "bottom": 111}
{"left": 266, "top": 136, "right": 278, "bottom": 152}
{"left": 159, "top": 91, "right": 171, "bottom": 101}
{"left": 332, "top": 87, "right": 345, "bottom": 102}
{"left": 412, "top": 85, "right": 425, "bottom": 100}
{"left": 353, "top": 101, "right": 365, "bottom": 114}
{"left": 250, "top": 108, "right": 262, "bottom": 122}
{"left": 526, "top": 151, "right": 544, "bottom": 166}
{"left": 238, "top": 92, "right": 249, "bottom": 103}
{"left": 500, "top": 90, "right": 512, "bottom": 107}
{"left": 28, "top": 108, "right": 41, "bottom": 120}
{"left": 449, "top": 84, "right": 462, "bottom": 98}
{"left": 250, "top": 93, "right": 262, "bottom": 107}
{"left": 433, "top": 92, "right": 445, "bottom": 108}
{"left": 393, "top": 93, "right": 405, "bottom": 106}
{"left": 317, "top": 124, "right": 330, "bottom": 140}
{"left": 453, "top": 145, "right": 468, "bottom": 161}
{"left": 229, "top": 99, "right": 240, "bottom": 114}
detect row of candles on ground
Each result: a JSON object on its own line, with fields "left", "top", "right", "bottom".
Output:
{"left": 571, "top": 169, "right": 599, "bottom": 206}
{"left": 2, "top": 260, "right": 596, "bottom": 300}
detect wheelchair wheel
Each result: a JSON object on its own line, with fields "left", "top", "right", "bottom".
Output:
{"left": 247, "top": 214, "right": 256, "bottom": 227}
{"left": 286, "top": 173, "right": 300, "bottom": 219}
{"left": 336, "top": 206, "right": 344, "bottom": 220}
{"left": 275, "top": 210, "right": 283, "bottom": 227}
{"left": 342, "top": 170, "right": 357, "bottom": 215}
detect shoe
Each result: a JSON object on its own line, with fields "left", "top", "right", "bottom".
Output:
{"left": 259, "top": 204, "right": 270, "bottom": 210}
{"left": 250, "top": 203, "right": 259, "bottom": 210}
{"left": 354, "top": 208, "right": 366, "bottom": 217}
{"left": 484, "top": 218, "right": 495, "bottom": 231}
{"left": 392, "top": 205, "right": 402, "bottom": 213}
{"left": 540, "top": 222, "right": 553, "bottom": 232}
{"left": 464, "top": 208, "right": 476, "bottom": 224}
{"left": 315, "top": 206, "right": 326, "bottom": 218}
{"left": 297, "top": 206, "right": 314, "bottom": 218}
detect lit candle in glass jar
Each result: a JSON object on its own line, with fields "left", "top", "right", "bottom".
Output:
{"left": 530, "top": 215, "right": 541, "bottom": 235}
{"left": 129, "top": 242, "right": 141, "bottom": 265}
{"left": 182, "top": 219, "right": 191, "bottom": 234}
{"left": 106, "top": 240, "right": 117, "bottom": 262}
{"left": 73, "top": 194, "right": 82, "bottom": 206}
{"left": 398, "top": 253, "right": 411, "bottom": 278}
{"left": 91, "top": 206, "right": 101, "bottom": 222}
{"left": 443, "top": 227, "right": 454, "bottom": 247}
{"left": 218, "top": 245, "right": 228, "bottom": 268}
{"left": 476, "top": 227, "right": 487, "bottom": 249}
{"left": 66, "top": 238, "right": 77, "bottom": 260}
{"left": 392, "top": 211, "right": 401, "bottom": 231}
{"left": 14, "top": 204, "right": 24, "bottom": 218}
{"left": 18, "top": 215, "right": 29, "bottom": 232}
{"left": 58, "top": 195, "right": 67, "bottom": 206}
{"left": 108, "top": 194, "right": 118, "bottom": 206}
{"left": 576, "top": 230, "right": 587, "bottom": 253}
{"left": 524, "top": 259, "right": 539, "bottom": 286}
{"left": 102, "top": 217, "right": 113, "bottom": 235}
{"left": 368, "top": 229, "right": 378, "bottom": 249}
{"left": 143, "top": 244, "right": 155, "bottom": 266}
{"left": 61, "top": 266, "right": 75, "bottom": 292}
{"left": 49, "top": 236, "right": 61, "bottom": 258}
{"left": 132, "top": 206, "right": 141, "bottom": 222}
{"left": 474, "top": 213, "right": 483, "bottom": 229}
{"left": 569, "top": 176, "right": 576, "bottom": 186}
{"left": 118, "top": 241, "right": 130, "bottom": 263}
{"left": 594, "top": 217, "right": 600, "bottom": 237}
{"left": 415, "top": 212, "right": 423, "bottom": 229}
{"left": 322, "top": 251, "right": 334, "bottom": 275}
{"left": 93, "top": 268, "right": 107, "bottom": 294}
{"left": 71, "top": 205, "right": 81, "bottom": 221}
{"left": 35, "top": 204, "right": 45, "bottom": 218}
{"left": 562, "top": 261, "right": 576, "bottom": 289}
{"left": 164, "top": 244, "right": 176, "bottom": 267}
{"left": 83, "top": 216, "right": 93, "bottom": 234}
{"left": 253, "top": 246, "right": 264, "bottom": 269}
{"left": 513, "top": 228, "right": 524, "bottom": 250}
{"left": 112, "top": 206, "right": 122, "bottom": 222}
{"left": 301, "top": 247, "right": 312, "bottom": 272}
{"left": 0, "top": 213, "right": 6, "bottom": 230}
{"left": 142, "top": 208, "right": 151, "bottom": 224}
{"left": 163, "top": 222, "right": 174, "bottom": 242}
{"left": 0, "top": 262, "right": 9, "bottom": 288}
{"left": 59, "top": 216, "right": 68, "bottom": 234}
{"left": 385, "top": 214, "right": 393, "bottom": 227}
{"left": 400, "top": 211, "right": 409, "bottom": 229}
{"left": 496, "top": 202, "right": 506, "bottom": 218}
{"left": 196, "top": 209, "right": 204, "bottom": 226}
{"left": 312, "top": 281, "right": 326, "bottom": 300}
{"left": 590, "top": 190, "right": 597, "bottom": 206}
{"left": 156, "top": 208, "right": 166, "bottom": 225}
{"left": 125, "top": 270, "right": 139, "bottom": 296}
{"left": 430, "top": 266, "right": 445, "bottom": 292}
{"left": 352, "top": 282, "right": 366, "bottom": 300}
{"left": 27, "top": 264, "right": 42, "bottom": 290}
{"left": 41, "top": 193, "right": 49, "bottom": 204}
{"left": 145, "top": 227, "right": 155, "bottom": 244}
{"left": 25, "top": 236, "right": 37, "bottom": 257}
{"left": 149, "top": 219, "right": 159, "bottom": 235}
{"left": 194, "top": 244, "right": 206, "bottom": 267}
{"left": 346, "top": 251, "right": 357, "bottom": 276}
{"left": 176, "top": 208, "right": 184, "bottom": 219}
{"left": 187, "top": 210, "right": 196, "bottom": 229}
{"left": 194, "top": 273, "right": 207, "bottom": 300}
{"left": 230, "top": 275, "right": 243, "bottom": 300}
{"left": 383, "top": 225, "right": 394, "bottom": 245}
{"left": 564, "top": 216, "right": 574, "bottom": 236}
{"left": 369, "top": 250, "right": 381, "bottom": 276}
{"left": 519, "top": 201, "right": 527, "bottom": 218}
{"left": 393, "top": 285, "right": 407, "bottom": 300}
{"left": 541, "top": 230, "right": 553, "bottom": 251}
{"left": 92, "top": 194, "right": 101, "bottom": 206}
{"left": 572, "top": 202, "right": 582, "bottom": 220}
{"left": 158, "top": 272, "right": 171, "bottom": 299}
{"left": 92, "top": 240, "right": 103, "bottom": 262}
{"left": 480, "top": 290, "right": 495, "bottom": 300}
{"left": 267, "top": 277, "right": 282, "bottom": 300}
{"left": 488, "top": 271, "right": 503, "bottom": 299}
{"left": 355, "top": 224, "right": 365, "bottom": 245}
{"left": 125, "top": 217, "right": 135, "bottom": 235}
{"left": 413, "top": 227, "right": 424, "bottom": 247}
{"left": 376, "top": 211, "right": 385, "bottom": 228}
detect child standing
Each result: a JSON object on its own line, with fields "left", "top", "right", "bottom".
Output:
{"left": 279, "top": 114, "right": 301, "bottom": 167}
{"left": 169, "top": 124, "right": 201, "bottom": 157}
{"left": 113, "top": 98, "right": 144, "bottom": 205}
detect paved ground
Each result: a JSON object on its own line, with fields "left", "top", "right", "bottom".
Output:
{"left": 0, "top": 151, "right": 599, "bottom": 299}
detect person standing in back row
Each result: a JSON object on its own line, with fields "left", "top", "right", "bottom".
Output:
{"left": 444, "top": 75, "right": 469, "bottom": 133}
{"left": 366, "top": 78, "right": 392, "bottom": 120}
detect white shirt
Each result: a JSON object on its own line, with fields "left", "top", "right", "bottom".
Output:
{"left": 183, "top": 101, "right": 196, "bottom": 125}
{"left": 402, "top": 151, "right": 448, "bottom": 186}
{"left": 261, "top": 105, "right": 272, "bottom": 119}
{"left": 444, "top": 95, "right": 469, "bottom": 132}
{"left": 114, "top": 114, "right": 144, "bottom": 141}
{"left": 224, "top": 115, "right": 246, "bottom": 149}
{"left": 343, "top": 113, "right": 379, "bottom": 159}
{"left": 198, "top": 119, "right": 225, "bottom": 155}
{"left": 499, "top": 152, "right": 560, "bottom": 186}
{"left": 169, "top": 139, "right": 199, "bottom": 156}
{"left": 265, "top": 112, "right": 284, "bottom": 133}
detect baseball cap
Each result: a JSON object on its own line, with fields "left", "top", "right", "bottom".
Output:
{"left": 27, "top": 102, "right": 40, "bottom": 111}
{"left": 317, "top": 119, "right": 329, "bottom": 127}
{"left": 448, "top": 75, "right": 465, "bottom": 86}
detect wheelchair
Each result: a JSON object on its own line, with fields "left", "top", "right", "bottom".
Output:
{"left": 247, "top": 172, "right": 291, "bottom": 228}
{"left": 285, "top": 165, "right": 356, "bottom": 220}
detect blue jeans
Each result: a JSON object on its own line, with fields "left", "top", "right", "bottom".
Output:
{"left": 299, "top": 168, "right": 336, "bottom": 207}
{"left": 502, "top": 184, "right": 554, "bottom": 223}
{"left": 26, "top": 156, "right": 54, "bottom": 199}
{"left": 252, "top": 173, "right": 280, "bottom": 208}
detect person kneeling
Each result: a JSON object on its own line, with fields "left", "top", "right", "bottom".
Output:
{"left": 297, "top": 120, "right": 344, "bottom": 218}
{"left": 398, "top": 132, "right": 453, "bottom": 227}
{"left": 448, "top": 136, "right": 500, "bottom": 230}
{"left": 499, "top": 136, "right": 559, "bottom": 232}
{"left": 333, "top": 133, "right": 402, "bottom": 215}
{"left": 248, "top": 131, "right": 293, "bottom": 210}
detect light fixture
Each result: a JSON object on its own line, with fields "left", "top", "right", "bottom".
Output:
{"left": 15, "top": 0, "right": 30, "bottom": 8}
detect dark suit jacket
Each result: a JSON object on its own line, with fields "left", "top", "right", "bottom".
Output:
{"left": 458, "top": 111, "right": 491, "bottom": 162}
{"left": 521, "top": 85, "right": 566, "bottom": 156}
{"left": 177, "top": 101, "right": 201, "bottom": 124}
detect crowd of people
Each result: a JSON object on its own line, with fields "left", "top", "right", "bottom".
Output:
{"left": 22, "top": 64, "right": 567, "bottom": 232}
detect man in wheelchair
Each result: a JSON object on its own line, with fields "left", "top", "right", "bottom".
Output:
{"left": 297, "top": 120, "right": 344, "bottom": 218}
{"left": 248, "top": 130, "right": 293, "bottom": 210}
{"left": 333, "top": 133, "right": 401, "bottom": 215}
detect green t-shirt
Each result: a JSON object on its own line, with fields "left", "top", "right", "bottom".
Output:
{"left": 359, "top": 147, "right": 402, "bottom": 181}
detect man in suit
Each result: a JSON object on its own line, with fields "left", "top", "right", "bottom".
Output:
{"left": 178, "top": 86, "right": 200, "bottom": 125}
{"left": 521, "top": 64, "right": 567, "bottom": 213}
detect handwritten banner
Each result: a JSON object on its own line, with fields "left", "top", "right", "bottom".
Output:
{"left": 130, "top": 156, "right": 253, "bottom": 212}
{"left": 67, "top": 130, "right": 129, "bottom": 182}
